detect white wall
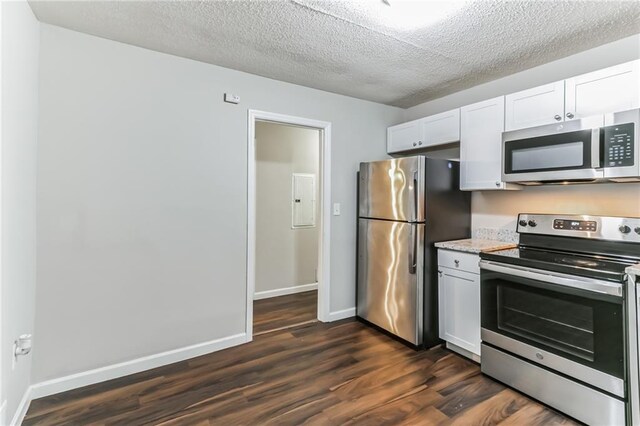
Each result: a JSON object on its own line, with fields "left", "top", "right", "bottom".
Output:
{"left": 404, "top": 33, "right": 640, "bottom": 231}
{"left": 255, "top": 122, "right": 319, "bottom": 295}
{"left": 1, "top": 1, "right": 39, "bottom": 423}
{"left": 34, "top": 24, "right": 403, "bottom": 383}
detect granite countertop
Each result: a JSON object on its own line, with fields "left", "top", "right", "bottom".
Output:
{"left": 627, "top": 263, "right": 640, "bottom": 277}
{"left": 434, "top": 238, "right": 517, "bottom": 254}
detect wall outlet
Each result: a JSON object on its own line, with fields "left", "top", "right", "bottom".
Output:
{"left": 224, "top": 93, "right": 240, "bottom": 104}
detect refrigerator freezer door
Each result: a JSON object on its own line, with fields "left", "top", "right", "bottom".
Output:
{"left": 359, "top": 157, "right": 425, "bottom": 222}
{"left": 357, "top": 218, "right": 424, "bottom": 345}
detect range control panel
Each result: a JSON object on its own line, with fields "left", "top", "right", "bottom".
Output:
{"left": 553, "top": 219, "right": 597, "bottom": 232}
{"left": 603, "top": 122, "right": 634, "bottom": 168}
{"left": 517, "top": 214, "right": 640, "bottom": 242}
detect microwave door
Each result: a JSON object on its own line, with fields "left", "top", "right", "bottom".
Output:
{"left": 359, "top": 156, "right": 425, "bottom": 222}
{"left": 502, "top": 119, "right": 604, "bottom": 183}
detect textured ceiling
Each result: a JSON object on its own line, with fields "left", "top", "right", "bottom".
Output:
{"left": 29, "top": 0, "right": 640, "bottom": 108}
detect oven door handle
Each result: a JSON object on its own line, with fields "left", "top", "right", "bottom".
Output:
{"left": 479, "top": 260, "right": 623, "bottom": 298}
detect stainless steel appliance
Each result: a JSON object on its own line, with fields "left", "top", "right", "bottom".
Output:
{"left": 629, "top": 273, "right": 640, "bottom": 426}
{"left": 480, "top": 214, "right": 640, "bottom": 425}
{"left": 357, "top": 156, "right": 470, "bottom": 347}
{"left": 502, "top": 108, "right": 640, "bottom": 184}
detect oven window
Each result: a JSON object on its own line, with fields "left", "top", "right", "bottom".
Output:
{"left": 498, "top": 286, "right": 594, "bottom": 361}
{"left": 511, "top": 142, "right": 584, "bottom": 172}
{"left": 481, "top": 272, "right": 624, "bottom": 379}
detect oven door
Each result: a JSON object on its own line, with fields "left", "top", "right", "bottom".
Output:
{"left": 502, "top": 117, "right": 603, "bottom": 183}
{"left": 480, "top": 260, "right": 625, "bottom": 397}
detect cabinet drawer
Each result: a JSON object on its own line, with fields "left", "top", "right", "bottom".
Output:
{"left": 438, "top": 249, "right": 479, "bottom": 274}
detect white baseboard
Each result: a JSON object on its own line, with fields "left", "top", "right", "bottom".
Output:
{"left": 10, "top": 386, "right": 32, "bottom": 426}
{"left": 30, "top": 333, "right": 248, "bottom": 400}
{"left": 253, "top": 283, "right": 317, "bottom": 300}
{"left": 328, "top": 307, "right": 356, "bottom": 322}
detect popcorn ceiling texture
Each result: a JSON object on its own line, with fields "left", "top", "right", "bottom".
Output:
{"left": 29, "top": 1, "right": 640, "bottom": 107}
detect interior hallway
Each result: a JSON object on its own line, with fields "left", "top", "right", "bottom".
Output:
{"left": 253, "top": 290, "right": 318, "bottom": 335}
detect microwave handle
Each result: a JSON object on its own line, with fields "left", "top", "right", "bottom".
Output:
{"left": 591, "top": 128, "right": 601, "bottom": 168}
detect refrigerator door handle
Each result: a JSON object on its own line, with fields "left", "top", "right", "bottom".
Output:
{"left": 413, "top": 170, "right": 419, "bottom": 223}
{"left": 409, "top": 223, "right": 417, "bottom": 274}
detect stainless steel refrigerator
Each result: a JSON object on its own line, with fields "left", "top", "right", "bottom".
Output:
{"left": 357, "top": 156, "right": 471, "bottom": 348}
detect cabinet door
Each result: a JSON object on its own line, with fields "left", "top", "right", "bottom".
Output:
{"left": 460, "top": 96, "right": 510, "bottom": 190}
{"left": 438, "top": 267, "right": 480, "bottom": 355}
{"left": 421, "top": 108, "right": 460, "bottom": 147}
{"left": 565, "top": 60, "right": 640, "bottom": 120}
{"left": 505, "top": 81, "right": 565, "bottom": 131}
{"left": 387, "top": 119, "right": 422, "bottom": 153}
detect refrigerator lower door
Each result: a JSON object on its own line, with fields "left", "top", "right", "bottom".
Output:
{"left": 357, "top": 218, "right": 424, "bottom": 345}
{"left": 359, "top": 156, "right": 425, "bottom": 222}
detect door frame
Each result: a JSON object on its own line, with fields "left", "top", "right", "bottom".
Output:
{"left": 246, "top": 109, "right": 332, "bottom": 341}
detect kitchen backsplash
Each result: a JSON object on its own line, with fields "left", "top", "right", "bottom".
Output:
{"left": 471, "top": 182, "right": 640, "bottom": 232}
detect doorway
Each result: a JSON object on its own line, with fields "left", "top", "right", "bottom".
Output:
{"left": 247, "top": 110, "right": 331, "bottom": 340}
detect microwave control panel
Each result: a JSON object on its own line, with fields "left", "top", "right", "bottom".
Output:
{"left": 603, "top": 122, "right": 634, "bottom": 167}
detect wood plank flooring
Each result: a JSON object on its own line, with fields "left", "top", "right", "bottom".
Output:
{"left": 23, "top": 319, "right": 578, "bottom": 425}
{"left": 253, "top": 290, "right": 317, "bottom": 335}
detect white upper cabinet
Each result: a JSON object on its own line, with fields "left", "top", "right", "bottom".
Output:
{"left": 387, "top": 108, "right": 460, "bottom": 154}
{"left": 460, "top": 96, "right": 512, "bottom": 191}
{"left": 565, "top": 60, "right": 640, "bottom": 120}
{"left": 420, "top": 108, "right": 460, "bottom": 147}
{"left": 505, "top": 81, "right": 565, "bottom": 131}
{"left": 387, "top": 119, "right": 423, "bottom": 153}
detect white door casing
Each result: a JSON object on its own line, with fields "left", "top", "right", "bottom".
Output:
{"left": 247, "top": 110, "right": 332, "bottom": 341}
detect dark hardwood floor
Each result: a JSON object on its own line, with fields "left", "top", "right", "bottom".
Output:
{"left": 23, "top": 319, "right": 577, "bottom": 425}
{"left": 253, "top": 290, "right": 317, "bottom": 335}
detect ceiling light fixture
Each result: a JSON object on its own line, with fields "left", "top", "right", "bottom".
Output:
{"left": 379, "top": 0, "right": 470, "bottom": 30}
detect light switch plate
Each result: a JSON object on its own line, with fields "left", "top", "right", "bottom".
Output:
{"left": 333, "top": 203, "right": 341, "bottom": 216}
{"left": 224, "top": 93, "right": 240, "bottom": 104}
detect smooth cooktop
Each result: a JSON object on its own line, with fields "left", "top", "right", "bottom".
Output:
{"left": 480, "top": 246, "right": 638, "bottom": 283}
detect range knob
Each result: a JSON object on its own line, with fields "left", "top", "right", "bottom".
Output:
{"left": 635, "top": 227, "right": 640, "bottom": 235}
{"left": 518, "top": 220, "right": 528, "bottom": 227}
{"left": 619, "top": 225, "right": 631, "bottom": 234}
{"left": 528, "top": 220, "right": 537, "bottom": 227}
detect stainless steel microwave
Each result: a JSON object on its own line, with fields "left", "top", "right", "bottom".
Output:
{"left": 502, "top": 108, "right": 640, "bottom": 184}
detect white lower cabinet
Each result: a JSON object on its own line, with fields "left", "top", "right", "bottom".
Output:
{"left": 438, "top": 249, "right": 481, "bottom": 360}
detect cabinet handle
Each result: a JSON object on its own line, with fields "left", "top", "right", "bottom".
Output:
{"left": 413, "top": 142, "right": 417, "bottom": 147}
{"left": 495, "top": 181, "right": 501, "bottom": 187}
{"left": 418, "top": 141, "right": 423, "bottom": 146}
{"left": 438, "top": 270, "right": 443, "bottom": 277}
{"left": 554, "top": 114, "right": 561, "bottom": 121}
{"left": 454, "top": 260, "right": 460, "bottom": 267}
{"left": 566, "top": 112, "right": 574, "bottom": 119}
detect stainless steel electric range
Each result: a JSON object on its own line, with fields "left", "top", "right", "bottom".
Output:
{"left": 479, "top": 214, "right": 640, "bottom": 426}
